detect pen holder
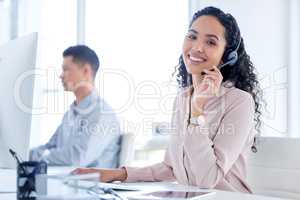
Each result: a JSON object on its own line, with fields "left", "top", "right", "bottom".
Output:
{"left": 17, "top": 161, "right": 47, "bottom": 200}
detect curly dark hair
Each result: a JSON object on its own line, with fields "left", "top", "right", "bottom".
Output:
{"left": 176, "top": 6, "right": 262, "bottom": 152}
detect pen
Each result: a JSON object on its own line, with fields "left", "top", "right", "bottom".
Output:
{"left": 9, "top": 149, "right": 27, "bottom": 174}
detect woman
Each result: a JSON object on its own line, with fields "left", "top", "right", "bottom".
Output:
{"left": 72, "top": 6, "right": 262, "bottom": 193}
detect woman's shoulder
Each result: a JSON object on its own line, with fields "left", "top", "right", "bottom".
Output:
{"left": 221, "top": 82, "right": 254, "bottom": 107}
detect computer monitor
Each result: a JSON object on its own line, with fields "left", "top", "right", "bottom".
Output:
{"left": 0, "top": 33, "right": 38, "bottom": 169}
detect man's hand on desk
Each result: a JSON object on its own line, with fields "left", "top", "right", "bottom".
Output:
{"left": 71, "top": 168, "right": 128, "bottom": 182}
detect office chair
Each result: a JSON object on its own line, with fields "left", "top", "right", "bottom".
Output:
{"left": 118, "top": 133, "right": 136, "bottom": 167}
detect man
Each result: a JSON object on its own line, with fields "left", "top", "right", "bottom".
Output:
{"left": 30, "top": 45, "right": 121, "bottom": 167}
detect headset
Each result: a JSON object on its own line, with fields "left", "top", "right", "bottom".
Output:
{"left": 219, "top": 36, "right": 242, "bottom": 69}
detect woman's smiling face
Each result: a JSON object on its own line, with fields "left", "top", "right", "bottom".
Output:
{"left": 182, "top": 15, "right": 227, "bottom": 75}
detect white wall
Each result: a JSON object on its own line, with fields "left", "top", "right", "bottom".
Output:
{"left": 189, "top": 0, "right": 300, "bottom": 137}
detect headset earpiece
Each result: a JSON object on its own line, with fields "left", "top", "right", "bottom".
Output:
{"left": 227, "top": 51, "right": 238, "bottom": 66}
{"left": 219, "top": 37, "right": 241, "bottom": 69}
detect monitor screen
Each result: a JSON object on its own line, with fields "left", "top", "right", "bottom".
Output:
{"left": 0, "top": 33, "right": 38, "bottom": 168}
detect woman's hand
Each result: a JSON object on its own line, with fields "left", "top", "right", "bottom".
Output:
{"left": 71, "top": 168, "right": 128, "bottom": 182}
{"left": 192, "top": 66, "right": 223, "bottom": 116}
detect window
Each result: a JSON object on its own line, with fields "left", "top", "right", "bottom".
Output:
{"left": 85, "top": 0, "right": 188, "bottom": 143}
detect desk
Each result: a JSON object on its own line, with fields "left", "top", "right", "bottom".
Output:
{"left": 0, "top": 167, "right": 292, "bottom": 200}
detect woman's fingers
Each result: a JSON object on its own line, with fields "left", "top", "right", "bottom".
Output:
{"left": 203, "top": 75, "right": 220, "bottom": 85}
{"left": 193, "top": 75, "right": 205, "bottom": 92}
{"left": 213, "top": 65, "right": 223, "bottom": 77}
{"left": 69, "top": 168, "right": 101, "bottom": 181}
{"left": 203, "top": 67, "right": 222, "bottom": 79}
{"left": 71, "top": 168, "right": 83, "bottom": 174}
{"left": 203, "top": 66, "right": 222, "bottom": 76}
{"left": 192, "top": 66, "right": 223, "bottom": 113}
{"left": 203, "top": 66, "right": 223, "bottom": 90}
{"left": 72, "top": 167, "right": 91, "bottom": 174}
{"left": 70, "top": 168, "right": 123, "bottom": 183}
{"left": 197, "top": 74, "right": 220, "bottom": 96}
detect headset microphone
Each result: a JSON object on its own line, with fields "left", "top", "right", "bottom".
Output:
{"left": 219, "top": 37, "right": 241, "bottom": 69}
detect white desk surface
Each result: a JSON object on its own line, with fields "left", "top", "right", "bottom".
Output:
{"left": 0, "top": 167, "right": 293, "bottom": 200}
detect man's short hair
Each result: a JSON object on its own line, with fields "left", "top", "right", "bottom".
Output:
{"left": 63, "top": 45, "right": 100, "bottom": 77}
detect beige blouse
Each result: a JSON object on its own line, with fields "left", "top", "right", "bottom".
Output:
{"left": 125, "top": 82, "right": 255, "bottom": 193}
